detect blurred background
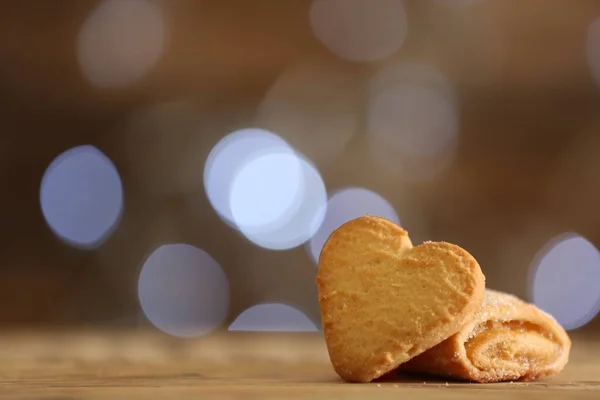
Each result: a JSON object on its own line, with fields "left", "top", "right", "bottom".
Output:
{"left": 1, "top": 0, "right": 600, "bottom": 339}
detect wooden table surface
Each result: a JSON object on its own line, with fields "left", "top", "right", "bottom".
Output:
{"left": 0, "top": 329, "right": 599, "bottom": 399}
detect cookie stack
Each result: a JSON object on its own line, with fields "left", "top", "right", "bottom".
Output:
{"left": 316, "top": 216, "right": 571, "bottom": 383}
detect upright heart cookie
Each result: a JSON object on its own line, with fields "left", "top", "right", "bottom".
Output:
{"left": 316, "top": 215, "right": 485, "bottom": 383}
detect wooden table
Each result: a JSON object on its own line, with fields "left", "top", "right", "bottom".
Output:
{"left": 0, "top": 329, "right": 598, "bottom": 399}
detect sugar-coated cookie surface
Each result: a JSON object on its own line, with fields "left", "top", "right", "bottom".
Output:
{"left": 399, "top": 289, "right": 571, "bottom": 382}
{"left": 316, "top": 215, "right": 486, "bottom": 383}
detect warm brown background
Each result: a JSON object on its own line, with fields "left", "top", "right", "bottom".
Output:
{"left": 1, "top": 0, "right": 599, "bottom": 331}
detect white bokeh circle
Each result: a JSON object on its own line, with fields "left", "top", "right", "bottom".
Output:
{"left": 138, "top": 244, "right": 230, "bottom": 337}
{"left": 40, "top": 145, "right": 124, "bottom": 249}
{"left": 204, "top": 128, "right": 294, "bottom": 228}
{"left": 309, "top": 0, "right": 408, "bottom": 62}
{"left": 77, "top": 0, "right": 167, "bottom": 88}
{"left": 205, "top": 128, "right": 328, "bottom": 250}
{"left": 229, "top": 151, "right": 304, "bottom": 230}
{"left": 229, "top": 303, "right": 319, "bottom": 332}
{"left": 229, "top": 152, "right": 327, "bottom": 250}
{"left": 530, "top": 233, "right": 600, "bottom": 330}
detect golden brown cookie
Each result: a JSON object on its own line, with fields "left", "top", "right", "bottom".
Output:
{"left": 316, "top": 215, "right": 485, "bottom": 383}
{"left": 399, "top": 289, "right": 571, "bottom": 382}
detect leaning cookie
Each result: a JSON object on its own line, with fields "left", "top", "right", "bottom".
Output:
{"left": 317, "top": 216, "right": 486, "bottom": 383}
{"left": 398, "top": 289, "right": 571, "bottom": 382}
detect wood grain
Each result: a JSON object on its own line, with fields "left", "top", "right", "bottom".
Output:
{"left": 0, "top": 329, "right": 598, "bottom": 399}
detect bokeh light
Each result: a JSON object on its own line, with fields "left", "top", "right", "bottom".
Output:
{"left": 309, "top": 0, "right": 408, "bottom": 63}
{"left": 137, "top": 244, "right": 229, "bottom": 337}
{"left": 40, "top": 145, "right": 123, "bottom": 249}
{"left": 530, "top": 233, "right": 600, "bottom": 330}
{"left": 77, "top": 0, "right": 166, "bottom": 88}
{"left": 229, "top": 303, "right": 319, "bottom": 332}
{"left": 205, "top": 128, "right": 328, "bottom": 250}
{"left": 367, "top": 62, "right": 459, "bottom": 181}
{"left": 204, "top": 128, "right": 294, "bottom": 228}
{"left": 230, "top": 152, "right": 327, "bottom": 251}
{"left": 230, "top": 151, "right": 303, "bottom": 233}
{"left": 255, "top": 60, "right": 361, "bottom": 165}
{"left": 307, "top": 187, "right": 400, "bottom": 264}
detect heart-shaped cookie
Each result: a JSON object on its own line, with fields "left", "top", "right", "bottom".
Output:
{"left": 316, "top": 215, "right": 485, "bottom": 383}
